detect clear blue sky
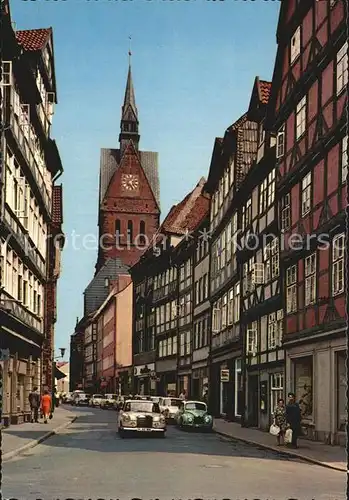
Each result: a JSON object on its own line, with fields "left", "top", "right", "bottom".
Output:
{"left": 11, "top": 0, "right": 280, "bottom": 357}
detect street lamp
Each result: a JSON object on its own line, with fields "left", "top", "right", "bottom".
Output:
{"left": 51, "top": 348, "right": 66, "bottom": 413}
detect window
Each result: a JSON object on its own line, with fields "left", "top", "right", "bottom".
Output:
{"left": 243, "top": 258, "right": 255, "bottom": 295}
{"left": 286, "top": 265, "right": 297, "bottom": 313}
{"left": 270, "top": 373, "right": 284, "bottom": 414}
{"left": 221, "top": 294, "right": 227, "bottom": 329}
{"left": 296, "top": 96, "right": 306, "bottom": 139}
{"left": 212, "top": 301, "right": 221, "bottom": 333}
{"left": 341, "top": 135, "right": 348, "bottom": 184}
{"left": 267, "top": 169, "right": 275, "bottom": 207}
{"left": 304, "top": 253, "right": 316, "bottom": 306}
{"left": 268, "top": 310, "right": 283, "bottom": 349}
{"left": 281, "top": 194, "right": 291, "bottom": 231}
{"left": 127, "top": 221, "right": 133, "bottom": 243}
{"left": 301, "top": 172, "right": 311, "bottom": 216}
{"left": 228, "top": 282, "right": 240, "bottom": 324}
{"left": 242, "top": 198, "right": 252, "bottom": 230}
{"left": 247, "top": 323, "right": 258, "bottom": 354}
{"left": 203, "top": 274, "right": 208, "bottom": 300}
{"left": 336, "top": 42, "right": 348, "bottom": 95}
{"left": 1, "top": 61, "right": 12, "bottom": 85}
{"left": 139, "top": 220, "right": 146, "bottom": 245}
{"left": 294, "top": 356, "right": 313, "bottom": 419}
{"left": 332, "top": 234, "right": 344, "bottom": 295}
{"left": 290, "top": 27, "right": 300, "bottom": 64}
{"left": 115, "top": 219, "right": 121, "bottom": 241}
{"left": 276, "top": 125, "right": 285, "bottom": 158}
{"left": 259, "top": 178, "right": 268, "bottom": 213}
{"left": 264, "top": 238, "right": 279, "bottom": 282}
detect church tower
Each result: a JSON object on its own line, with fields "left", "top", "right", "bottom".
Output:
{"left": 96, "top": 56, "right": 160, "bottom": 273}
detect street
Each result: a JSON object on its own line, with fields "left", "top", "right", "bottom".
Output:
{"left": 3, "top": 406, "right": 345, "bottom": 500}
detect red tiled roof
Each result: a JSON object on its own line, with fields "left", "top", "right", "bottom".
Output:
{"left": 161, "top": 178, "right": 209, "bottom": 235}
{"left": 16, "top": 28, "right": 51, "bottom": 51}
{"left": 52, "top": 185, "right": 63, "bottom": 224}
{"left": 258, "top": 80, "right": 272, "bottom": 105}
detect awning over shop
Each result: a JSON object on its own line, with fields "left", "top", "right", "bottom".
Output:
{"left": 54, "top": 365, "right": 66, "bottom": 380}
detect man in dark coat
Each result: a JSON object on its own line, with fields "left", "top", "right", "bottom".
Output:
{"left": 286, "top": 392, "right": 302, "bottom": 448}
{"left": 28, "top": 386, "right": 40, "bottom": 423}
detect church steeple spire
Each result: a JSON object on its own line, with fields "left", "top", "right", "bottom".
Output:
{"left": 119, "top": 41, "right": 140, "bottom": 153}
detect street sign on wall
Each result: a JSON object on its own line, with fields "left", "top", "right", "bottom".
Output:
{"left": 220, "top": 369, "right": 229, "bottom": 382}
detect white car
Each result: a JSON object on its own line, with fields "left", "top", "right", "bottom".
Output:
{"left": 100, "top": 393, "right": 118, "bottom": 409}
{"left": 159, "top": 397, "right": 182, "bottom": 423}
{"left": 118, "top": 399, "right": 166, "bottom": 438}
{"left": 89, "top": 394, "right": 105, "bottom": 407}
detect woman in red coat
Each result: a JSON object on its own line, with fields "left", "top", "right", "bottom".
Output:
{"left": 41, "top": 390, "right": 52, "bottom": 423}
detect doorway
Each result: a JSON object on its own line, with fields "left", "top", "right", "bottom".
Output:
{"left": 248, "top": 375, "right": 259, "bottom": 427}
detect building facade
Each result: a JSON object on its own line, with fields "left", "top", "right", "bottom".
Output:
{"left": 131, "top": 178, "right": 209, "bottom": 397}
{"left": 69, "top": 320, "right": 84, "bottom": 392}
{"left": 238, "top": 78, "right": 285, "bottom": 431}
{"left": 266, "top": 0, "right": 347, "bottom": 444}
{"left": 206, "top": 114, "right": 258, "bottom": 420}
{"left": 0, "top": 3, "right": 64, "bottom": 425}
{"left": 92, "top": 274, "right": 133, "bottom": 394}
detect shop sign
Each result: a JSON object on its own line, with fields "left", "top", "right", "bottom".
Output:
{"left": 220, "top": 369, "right": 229, "bottom": 382}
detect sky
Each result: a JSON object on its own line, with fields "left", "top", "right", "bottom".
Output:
{"left": 11, "top": 0, "right": 280, "bottom": 358}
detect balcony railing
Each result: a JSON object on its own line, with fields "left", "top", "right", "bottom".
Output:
{"left": 10, "top": 111, "right": 51, "bottom": 215}
{"left": 0, "top": 290, "right": 43, "bottom": 333}
{"left": 3, "top": 207, "right": 46, "bottom": 277}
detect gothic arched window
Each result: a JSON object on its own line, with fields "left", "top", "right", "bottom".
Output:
{"left": 140, "top": 220, "right": 146, "bottom": 245}
{"left": 127, "top": 220, "right": 133, "bottom": 243}
{"left": 115, "top": 219, "right": 121, "bottom": 245}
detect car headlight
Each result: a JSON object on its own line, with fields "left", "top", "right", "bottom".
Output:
{"left": 122, "top": 414, "right": 130, "bottom": 422}
{"left": 185, "top": 415, "right": 193, "bottom": 423}
{"left": 204, "top": 415, "right": 212, "bottom": 423}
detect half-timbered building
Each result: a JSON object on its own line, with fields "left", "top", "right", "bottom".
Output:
{"left": 205, "top": 113, "right": 258, "bottom": 420}
{"left": 266, "top": 0, "right": 347, "bottom": 444}
{"left": 192, "top": 216, "right": 210, "bottom": 401}
{"left": 1, "top": 2, "right": 64, "bottom": 425}
{"left": 236, "top": 78, "right": 284, "bottom": 431}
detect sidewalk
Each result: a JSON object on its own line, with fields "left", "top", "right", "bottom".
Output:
{"left": 213, "top": 419, "right": 346, "bottom": 472}
{"left": 2, "top": 407, "right": 77, "bottom": 461}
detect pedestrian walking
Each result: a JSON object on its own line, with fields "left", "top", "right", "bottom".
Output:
{"left": 179, "top": 389, "right": 186, "bottom": 400}
{"left": 41, "top": 390, "right": 52, "bottom": 424}
{"left": 272, "top": 398, "right": 287, "bottom": 446}
{"left": 28, "top": 386, "right": 40, "bottom": 423}
{"left": 285, "top": 392, "right": 302, "bottom": 448}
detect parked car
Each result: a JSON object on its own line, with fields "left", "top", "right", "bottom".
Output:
{"left": 89, "top": 394, "right": 105, "bottom": 407}
{"left": 159, "top": 397, "right": 181, "bottom": 423}
{"left": 63, "top": 392, "right": 73, "bottom": 404}
{"left": 74, "top": 392, "right": 90, "bottom": 406}
{"left": 118, "top": 399, "right": 166, "bottom": 438}
{"left": 175, "top": 400, "right": 213, "bottom": 431}
{"left": 100, "top": 394, "right": 118, "bottom": 409}
{"left": 71, "top": 390, "right": 85, "bottom": 405}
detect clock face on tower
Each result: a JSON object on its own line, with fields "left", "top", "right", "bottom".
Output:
{"left": 121, "top": 174, "right": 139, "bottom": 192}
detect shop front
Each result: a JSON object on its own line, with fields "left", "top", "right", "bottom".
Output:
{"left": 191, "top": 365, "right": 209, "bottom": 402}
{"left": 156, "top": 358, "right": 177, "bottom": 396}
{"left": 133, "top": 363, "right": 156, "bottom": 395}
{"left": 209, "top": 354, "right": 242, "bottom": 421}
{"left": 178, "top": 371, "right": 191, "bottom": 398}
{"left": 285, "top": 331, "right": 346, "bottom": 445}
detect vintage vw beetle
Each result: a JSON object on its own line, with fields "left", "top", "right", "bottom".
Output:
{"left": 176, "top": 400, "right": 213, "bottom": 431}
{"left": 118, "top": 399, "right": 166, "bottom": 438}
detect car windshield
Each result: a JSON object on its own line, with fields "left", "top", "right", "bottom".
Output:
{"left": 93, "top": 394, "right": 103, "bottom": 398}
{"left": 165, "top": 399, "right": 181, "bottom": 407}
{"left": 185, "top": 402, "right": 207, "bottom": 411}
{"left": 124, "top": 401, "right": 160, "bottom": 413}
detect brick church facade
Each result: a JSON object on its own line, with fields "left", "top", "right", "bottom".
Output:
{"left": 95, "top": 62, "right": 160, "bottom": 273}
